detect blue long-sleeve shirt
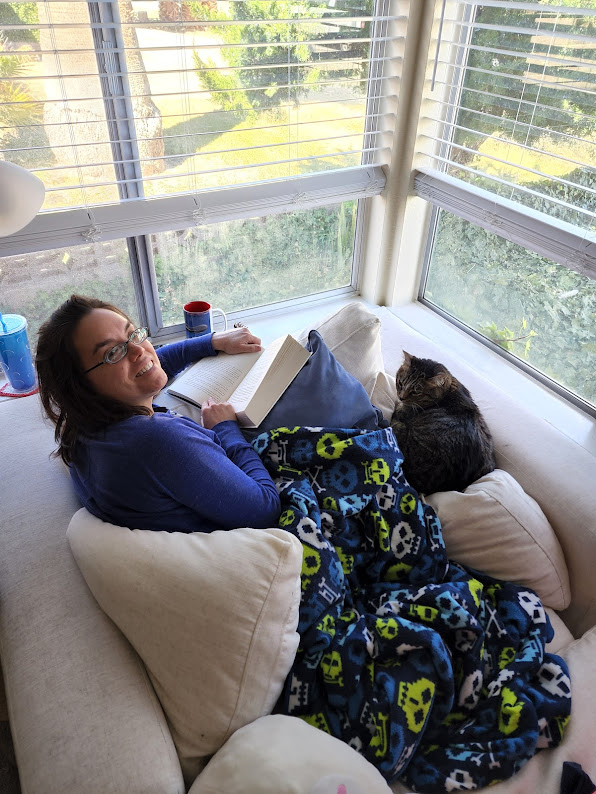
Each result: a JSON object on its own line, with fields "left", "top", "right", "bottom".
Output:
{"left": 69, "top": 334, "right": 281, "bottom": 533}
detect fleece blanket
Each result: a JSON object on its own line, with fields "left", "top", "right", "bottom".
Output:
{"left": 253, "top": 426, "right": 571, "bottom": 792}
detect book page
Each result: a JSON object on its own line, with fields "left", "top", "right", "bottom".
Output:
{"left": 232, "top": 335, "right": 311, "bottom": 426}
{"left": 229, "top": 336, "right": 286, "bottom": 408}
{"left": 241, "top": 338, "right": 306, "bottom": 409}
{"left": 168, "top": 350, "right": 261, "bottom": 407}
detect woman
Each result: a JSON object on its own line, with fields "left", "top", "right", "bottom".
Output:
{"left": 35, "top": 294, "right": 281, "bottom": 533}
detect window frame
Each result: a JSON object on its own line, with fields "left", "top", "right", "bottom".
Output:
{"left": 0, "top": 0, "right": 404, "bottom": 337}
{"left": 416, "top": 201, "right": 596, "bottom": 418}
{"left": 407, "top": 0, "right": 596, "bottom": 418}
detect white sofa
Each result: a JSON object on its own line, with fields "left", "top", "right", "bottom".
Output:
{"left": 1, "top": 302, "right": 595, "bottom": 794}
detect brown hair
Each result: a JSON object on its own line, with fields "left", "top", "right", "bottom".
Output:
{"left": 35, "top": 294, "right": 151, "bottom": 465}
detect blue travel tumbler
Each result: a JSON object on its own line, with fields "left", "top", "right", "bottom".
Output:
{"left": 0, "top": 314, "right": 36, "bottom": 392}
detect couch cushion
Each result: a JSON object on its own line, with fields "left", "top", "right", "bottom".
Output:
{"left": 67, "top": 509, "right": 303, "bottom": 786}
{"left": 1, "top": 395, "right": 185, "bottom": 794}
{"left": 425, "top": 469, "right": 570, "bottom": 610}
{"left": 187, "top": 715, "right": 393, "bottom": 794}
{"left": 544, "top": 608, "right": 574, "bottom": 654}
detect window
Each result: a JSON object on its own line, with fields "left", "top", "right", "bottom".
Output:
{"left": 0, "top": 240, "right": 138, "bottom": 339}
{"left": 414, "top": 0, "right": 596, "bottom": 414}
{"left": 0, "top": 0, "right": 403, "bottom": 341}
{"left": 152, "top": 203, "right": 358, "bottom": 326}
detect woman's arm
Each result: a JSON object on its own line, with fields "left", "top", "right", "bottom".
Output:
{"left": 156, "top": 335, "right": 216, "bottom": 380}
{"left": 146, "top": 416, "right": 280, "bottom": 530}
{"left": 156, "top": 327, "right": 262, "bottom": 380}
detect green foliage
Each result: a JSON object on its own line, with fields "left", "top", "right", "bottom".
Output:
{"left": 452, "top": 5, "right": 596, "bottom": 161}
{"left": 192, "top": 0, "right": 315, "bottom": 112}
{"left": 478, "top": 320, "right": 537, "bottom": 357}
{"left": 154, "top": 203, "right": 355, "bottom": 326}
{"left": 0, "top": 33, "right": 42, "bottom": 145}
{"left": 223, "top": 1, "right": 322, "bottom": 110}
{"left": 0, "top": 3, "right": 39, "bottom": 45}
{"left": 6, "top": 278, "right": 138, "bottom": 354}
{"left": 192, "top": 51, "right": 253, "bottom": 115}
{"left": 186, "top": 1, "right": 222, "bottom": 22}
{"left": 337, "top": 201, "right": 355, "bottom": 264}
{"left": 425, "top": 198, "right": 596, "bottom": 404}
{"left": 193, "top": 0, "right": 370, "bottom": 113}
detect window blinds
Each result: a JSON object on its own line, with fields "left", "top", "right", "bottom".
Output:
{"left": 0, "top": 0, "right": 404, "bottom": 251}
{"left": 414, "top": 0, "right": 596, "bottom": 278}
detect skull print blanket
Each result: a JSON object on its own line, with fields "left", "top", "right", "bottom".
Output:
{"left": 253, "top": 425, "right": 571, "bottom": 792}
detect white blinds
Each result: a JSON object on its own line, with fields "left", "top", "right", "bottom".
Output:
{"left": 0, "top": 0, "right": 403, "bottom": 248}
{"left": 414, "top": 0, "right": 596, "bottom": 266}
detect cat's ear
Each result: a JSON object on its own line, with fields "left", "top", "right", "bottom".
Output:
{"left": 402, "top": 351, "right": 413, "bottom": 364}
{"left": 428, "top": 373, "right": 449, "bottom": 389}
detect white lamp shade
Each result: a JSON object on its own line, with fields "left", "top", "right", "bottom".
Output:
{"left": 0, "top": 161, "right": 46, "bottom": 237}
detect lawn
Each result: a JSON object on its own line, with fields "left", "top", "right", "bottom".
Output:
{"left": 140, "top": 26, "right": 369, "bottom": 194}
{"left": 475, "top": 131, "right": 596, "bottom": 185}
{"left": 143, "top": 94, "right": 368, "bottom": 196}
{"left": 9, "top": 24, "right": 369, "bottom": 206}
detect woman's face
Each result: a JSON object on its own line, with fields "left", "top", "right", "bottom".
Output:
{"left": 73, "top": 308, "right": 168, "bottom": 410}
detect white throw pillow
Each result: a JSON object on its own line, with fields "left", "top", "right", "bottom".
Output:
{"left": 188, "top": 715, "right": 393, "bottom": 794}
{"left": 67, "top": 508, "right": 303, "bottom": 785}
{"left": 298, "top": 301, "right": 396, "bottom": 421}
{"left": 425, "top": 469, "right": 570, "bottom": 610}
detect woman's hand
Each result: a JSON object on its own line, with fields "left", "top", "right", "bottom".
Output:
{"left": 201, "top": 398, "right": 237, "bottom": 429}
{"left": 212, "top": 326, "right": 262, "bottom": 355}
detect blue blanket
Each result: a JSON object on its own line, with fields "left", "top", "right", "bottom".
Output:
{"left": 253, "top": 426, "right": 571, "bottom": 791}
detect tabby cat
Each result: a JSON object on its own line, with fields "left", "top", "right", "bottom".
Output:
{"left": 390, "top": 352, "right": 496, "bottom": 494}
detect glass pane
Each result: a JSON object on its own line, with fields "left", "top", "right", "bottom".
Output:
{"left": 423, "top": 210, "right": 596, "bottom": 407}
{"left": 120, "top": 0, "right": 374, "bottom": 195}
{"left": 0, "top": 239, "right": 138, "bottom": 351}
{"left": 0, "top": 1, "right": 121, "bottom": 209}
{"left": 1, "top": 0, "right": 373, "bottom": 206}
{"left": 440, "top": 3, "right": 596, "bottom": 230}
{"left": 152, "top": 201, "right": 356, "bottom": 326}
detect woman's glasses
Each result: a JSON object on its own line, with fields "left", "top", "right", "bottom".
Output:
{"left": 83, "top": 327, "right": 149, "bottom": 374}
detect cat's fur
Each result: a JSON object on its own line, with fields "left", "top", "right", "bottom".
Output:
{"left": 390, "top": 352, "right": 496, "bottom": 494}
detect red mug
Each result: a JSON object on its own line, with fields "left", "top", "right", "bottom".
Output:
{"left": 183, "top": 301, "right": 228, "bottom": 339}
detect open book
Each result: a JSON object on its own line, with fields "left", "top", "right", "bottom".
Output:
{"left": 167, "top": 334, "right": 311, "bottom": 428}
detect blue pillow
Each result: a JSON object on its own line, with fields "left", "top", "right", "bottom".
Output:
{"left": 245, "top": 330, "right": 385, "bottom": 436}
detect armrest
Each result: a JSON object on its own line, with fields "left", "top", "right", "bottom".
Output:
{"left": 0, "top": 396, "right": 184, "bottom": 794}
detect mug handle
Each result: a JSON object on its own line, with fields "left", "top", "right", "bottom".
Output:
{"left": 212, "top": 307, "right": 228, "bottom": 331}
